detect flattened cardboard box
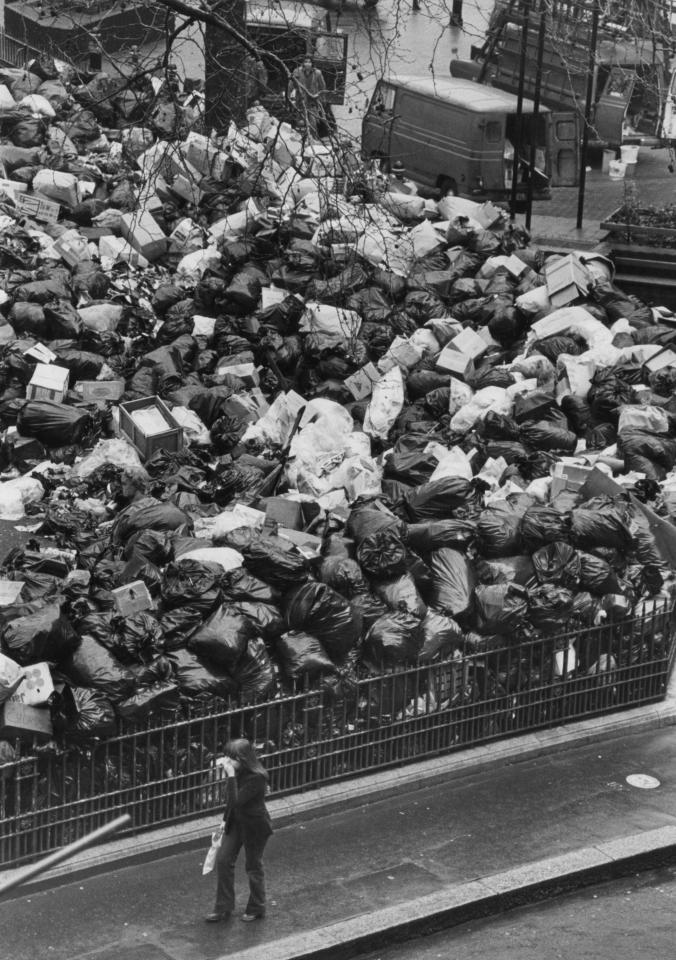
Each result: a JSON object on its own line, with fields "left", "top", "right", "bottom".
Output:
{"left": 16, "top": 192, "right": 60, "bottom": 223}
{"left": 79, "top": 380, "right": 125, "bottom": 403}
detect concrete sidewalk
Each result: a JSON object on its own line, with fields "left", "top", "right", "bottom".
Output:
{"left": 3, "top": 683, "right": 676, "bottom": 960}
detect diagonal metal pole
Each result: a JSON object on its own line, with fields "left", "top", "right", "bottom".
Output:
{"left": 0, "top": 814, "right": 131, "bottom": 898}
{"left": 510, "top": 0, "right": 531, "bottom": 220}
{"left": 576, "top": 0, "right": 601, "bottom": 229}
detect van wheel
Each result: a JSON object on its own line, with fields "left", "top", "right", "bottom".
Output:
{"left": 439, "top": 177, "right": 458, "bottom": 197}
{"left": 440, "top": 179, "right": 458, "bottom": 197}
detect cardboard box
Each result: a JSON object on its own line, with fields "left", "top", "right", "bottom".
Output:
{"left": 99, "top": 235, "right": 149, "bottom": 268}
{"left": 119, "top": 395, "right": 184, "bottom": 460}
{"left": 544, "top": 254, "right": 592, "bottom": 308}
{"left": 11, "top": 662, "right": 53, "bottom": 706}
{"left": 0, "top": 701, "right": 53, "bottom": 741}
{"left": 643, "top": 348, "right": 676, "bottom": 374}
{"left": 378, "top": 337, "right": 423, "bottom": 374}
{"left": 170, "top": 170, "right": 203, "bottom": 206}
{"left": 0, "top": 178, "right": 27, "bottom": 200}
{"left": 449, "top": 327, "right": 488, "bottom": 361}
{"left": 119, "top": 211, "right": 168, "bottom": 262}
{"left": 435, "top": 344, "right": 475, "bottom": 381}
{"left": 262, "top": 497, "right": 304, "bottom": 530}
{"left": 111, "top": 580, "right": 153, "bottom": 617}
{"left": 27, "top": 363, "right": 70, "bottom": 403}
{"left": 550, "top": 461, "right": 593, "bottom": 498}
{"left": 23, "top": 343, "right": 56, "bottom": 364}
{"left": 217, "top": 361, "right": 259, "bottom": 387}
{"left": 15, "top": 192, "right": 60, "bottom": 223}
{"left": 344, "top": 363, "right": 382, "bottom": 401}
{"left": 53, "top": 229, "right": 91, "bottom": 268}
{"left": 79, "top": 380, "right": 125, "bottom": 403}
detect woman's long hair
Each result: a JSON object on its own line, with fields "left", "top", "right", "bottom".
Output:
{"left": 225, "top": 738, "right": 269, "bottom": 780}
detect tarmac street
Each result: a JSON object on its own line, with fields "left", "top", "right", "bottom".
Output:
{"left": 4, "top": 725, "right": 676, "bottom": 960}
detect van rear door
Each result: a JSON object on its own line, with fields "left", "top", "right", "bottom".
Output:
{"left": 361, "top": 82, "right": 396, "bottom": 162}
{"left": 547, "top": 111, "right": 579, "bottom": 186}
{"left": 594, "top": 67, "right": 636, "bottom": 146}
{"left": 311, "top": 32, "right": 348, "bottom": 105}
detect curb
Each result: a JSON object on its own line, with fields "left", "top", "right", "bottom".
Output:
{"left": 218, "top": 825, "right": 676, "bottom": 960}
{"left": 3, "top": 686, "right": 676, "bottom": 898}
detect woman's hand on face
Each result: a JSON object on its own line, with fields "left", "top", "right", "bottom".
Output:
{"left": 217, "top": 757, "right": 236, "bottom": 777}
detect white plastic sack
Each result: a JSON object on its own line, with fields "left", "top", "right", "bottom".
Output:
{"left": 450, "top": 386, "right": 512, "bottom": 434}
{"left": 299, "top": 303, "right": 361, "bottom": 341}
{"left": 0, "top": 474, "right": 45, "bottom": 519}
{"left": 78, "top": 302, "right": 124, "bottom": 333}
{"left": 378, "top": 191, "right": 425, "bottom": 221}
{"left": 193, "top": 505, "right": 266, "bottom": 541}
{"left": 618, "top": 404, "right": 670, "bottom": 435}
{"left": 32, "top": 169, "right": 79, "bottom": 207}
{"left": 180, "top": 547, "right": 243, "bottom": 571}
{"left": 202, "top": 824, "right": 224, "bottom": 875}
{"left": 19, "top": 93, "right": 56, "bottom": 117}
{"left": 0, "top": 85, "right": 15, "bottom": 111}
{"left": 171, "top": 406, "right": 211, "bottom": 444}
{"left": 515, "top": 284, "right": 551, "bottom": 320}
{"left": 73, "top": 439, "right": 145, "bottom": 478}
{"left": 429, "top": 445, "right": 473, "bottom": 482}
{"left": 448, "top": 377, "right": 474, "bottom": 416}
{"left": 409, "top": 219, "right": 443, "bottom": 258}
{"left": 363, "top": 366, "right": 405, "bottom": 440}
{"left": 176, "top": 246, "right": 220, "bottom": 278}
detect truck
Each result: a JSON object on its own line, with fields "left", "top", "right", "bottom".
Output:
{"left": 454, "top": 0, "right": 675, "bottom": 151}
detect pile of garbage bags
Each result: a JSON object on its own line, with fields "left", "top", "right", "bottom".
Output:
{"left": 0, "top": 57, "right": 674, "bottom": 756}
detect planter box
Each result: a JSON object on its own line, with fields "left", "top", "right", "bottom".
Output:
{"left": 601, "top": 207, "right": 676, "bottom": 243}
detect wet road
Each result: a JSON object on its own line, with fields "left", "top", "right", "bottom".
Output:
{"left": 366, "top": 867, "right": 676, "bottom": 960}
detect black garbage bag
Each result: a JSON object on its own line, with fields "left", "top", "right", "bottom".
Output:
{"left": 528, "top": 586, "right": 575, "bottom": 631}
{"left": 112, "top": 498, "right": 192, "bottom": 545}
{"left": 588, "top": 369, "right": 634, "bottom": 424}
{"left": 476, "top": 501, "right": 524, "bottom": 558}
{"left": 520, "top": 420, "right": 577, "bottom": 452}
{"left": 166, "top": 648, "right": 237, "bottom": 698}
{"left": 475, "top": 555, "right": 534, "bottom": 585}
{"left": 187, "top": 606, "right": 256, "bottom": 667}
{"left": 586, "top": 422, "right": 617, "bottom": 449}
{"left": 561, "top": 394, "right": 592, "bottom": 435}
{"left": 158, "top": 607, "right": 206, "bottom": 650}
{"left": 356, "top": 528, "right": 408, "bottom": 580}
{"left": 127, "top": 655, "right": 174, "bottom": 685}
{"left": 2, "top": 602, "right": 79, "bottom": 665}
{"left": 229, "top": 599, "right": 284, "bottom": 639}
{"left": 221, "top": 568, "right": 278, "bottom": 605}
{"left": 532, "top": 542, "right": 580, "bottom": 587}
{"left": 373, "top": 573, "right": 427, "bottom": 618}
{"left": 428, "top": 549, "right": 475, "bottom": 621}
{"left": 243, "top": 536, "right": 310, "bottom": 590}
{"left": 577, "top": 551, "right": 618, "bottom": 594}
{"left": 284, "top": 582, "right": 359, "bottom": 662}
{"left": 571, "top": 499, "right": 634, "bottom": 551}
{"left": 8, "top": 302, "right": 47, "bottom": 337}
{"left": 403, "top": 477, "right": 472, "bottom": 522}
{"left": 16, "top": 401, "right": 93, "bottom": 446}
{"left": 54, "top": 685, "right": 116, "bottom": 743}
{"left": 230, "top": 637, "right": 276, "bottom": 701}
{"left": 520, "top": 506, "right": 572, "bottom": 550}
{"left": 534, "top": 335, "right": 585, "bottom": 363}
{"left": 119, "top": 557, "right": 162, "bottom": 598}
{"left": 112, "top": 612, "right": 165, "bottom": 664}
{"left": 350, "top": 590, "right": 388, "bottom": 635}
{"left": 124, "top": 529, "right": 174, "bottom": 566}
{"left": 346, "top": 502, "right": 407, "bottom": 545}
{"left": 224, "top": 266, "right": 265, "bottom": 314}
{"left": 319, "top": 557, "right": 366, "bottom": 597}
{"left": 161, "top": 560, "right": 223, "bottom": 615}
{"left": 62, "top": 635, "right": 136, "bottom": 701}
{"left": 363, "top": 611, "right": 424, "bottom": 666}
{"left": 406, "top": 519, "right": 477, "bottom": 554}
{"left": 274, "top": 630, "right": 335, "bottom": 678}
{"left": 481, "top": 412, "right": 521, "bottom": 441}
{"left": 419, "top": 610, "right": 463, "bottom": 662}
{"left": 116, "top": 681, "right": 181, "bottom": 721}
{"left": 475, "top": 582, "right": 529, "bottom": 633}
{"left": 383, "top": 435, "right": 439, "bottom": 485}
{"left": 513, "top": 389, "right": 558, "bottom": 424}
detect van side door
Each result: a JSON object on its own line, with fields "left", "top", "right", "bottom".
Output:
{"left": 547, "top": 111, "right": 580, "bottom": 186}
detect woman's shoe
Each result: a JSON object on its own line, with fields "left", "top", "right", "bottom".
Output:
{"left": 205, "top": 912, "right": 230, "bottom": 923}
{"left": 240, "top": 913, "right": 264, "bottom": 922}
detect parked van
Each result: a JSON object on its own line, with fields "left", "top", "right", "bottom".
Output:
{"left": 362, "top": 76, "right": 579, "bottom": 201}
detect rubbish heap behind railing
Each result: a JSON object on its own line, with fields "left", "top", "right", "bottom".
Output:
{"left": 1, "top": 599, "right": 674, "bottom": 868}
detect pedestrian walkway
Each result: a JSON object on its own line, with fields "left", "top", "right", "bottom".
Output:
{"left": 3, "top": 701, "right": 676, "bottom": 960}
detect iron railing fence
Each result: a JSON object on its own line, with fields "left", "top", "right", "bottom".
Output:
{"left": 0, "top": 599, "right": 674, "bottom": 868}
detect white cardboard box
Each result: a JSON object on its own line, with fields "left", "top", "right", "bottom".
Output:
{"left": 27, "top": 363, "right": 70, "bottom": 403}
{"left": 436, "top": 344, "right": 475, "bottom": 381}
{"left": 449, "top": 327, "right": 488, "bottom": 361}
{"left": 345, "top": 363, "right": 382, "bottom": 401}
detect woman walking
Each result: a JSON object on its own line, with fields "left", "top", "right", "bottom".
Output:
{"left": 206, "top": 739, "right": 272, "bottom": 924}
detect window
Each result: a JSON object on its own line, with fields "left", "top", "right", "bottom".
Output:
{"left": 371, "top": 83, "right": 395, "bottom": 114}
{"left": 313, "top": 35, "right": 345, "bottom": 61}
{"left": 555, "top": 119, "right": 576, "bottom": 140}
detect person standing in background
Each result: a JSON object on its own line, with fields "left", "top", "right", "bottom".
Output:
{"left": 205, "top": 739, "right": 273, "bottom": 924}
{"left": 289, "top": 56, "right": 326, "bottom": 137}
